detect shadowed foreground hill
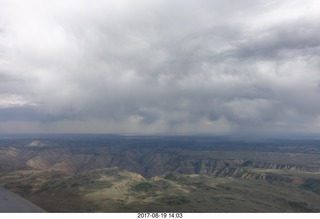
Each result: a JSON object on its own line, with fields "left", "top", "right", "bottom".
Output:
{"left": 1, "top": 168, "right": 320, "bottom": 212}
{"left": 1, "top": 135, "right": 320, "bottom": 212}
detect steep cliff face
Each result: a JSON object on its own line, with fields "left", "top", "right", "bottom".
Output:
{"left": 169, "top": 159, "right": 307, "bottom": 183}
{"left": 0, "top": 146, "right": 319, "bottom": 179}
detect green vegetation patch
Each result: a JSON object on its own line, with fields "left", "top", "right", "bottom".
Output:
{"left": 158, "top": 196, "right": 191, "bottom": 205}
{"left": 302, "top": 178, "right": 320, "bottom": 194}
{"left": 132, "top": 182, "right": 158, "bottom": 192}
{"left": 288, "top": 201, "right": 314, "bottom": 212}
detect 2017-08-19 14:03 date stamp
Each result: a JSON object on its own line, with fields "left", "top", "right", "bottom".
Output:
{"left": 137, "top": 213, "right": 183, "bottom": 218}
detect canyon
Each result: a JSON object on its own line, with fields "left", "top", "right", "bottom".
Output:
{"left": 1, "top": 135, "right": 320, "bottom": 212}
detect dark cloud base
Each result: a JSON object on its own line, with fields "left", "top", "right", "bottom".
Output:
{"left": 0, "top": 0, "right": 320, "bottom": 135}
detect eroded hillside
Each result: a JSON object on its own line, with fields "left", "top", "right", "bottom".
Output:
{"left": 1, "top": 135, "right": 320, "bottom": 212}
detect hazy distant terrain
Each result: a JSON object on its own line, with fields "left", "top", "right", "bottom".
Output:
{"left": 1, "top": 135, "right": 320, "bottom": 212}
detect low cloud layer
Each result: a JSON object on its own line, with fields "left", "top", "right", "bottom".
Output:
{"left": 1, "top": 0, "right": 320, "bottom": 135}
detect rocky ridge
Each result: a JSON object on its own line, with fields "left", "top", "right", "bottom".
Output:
{"left": 1, "top": 146, "right": 319, "bottom": 181}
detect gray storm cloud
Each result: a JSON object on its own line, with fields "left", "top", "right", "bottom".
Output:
{"left": 1, "top": 0, "right": 320, "bottom": 134}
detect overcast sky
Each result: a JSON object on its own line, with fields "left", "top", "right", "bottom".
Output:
{"left": 1, "top": 0, "right": 320, "bottom": 135}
